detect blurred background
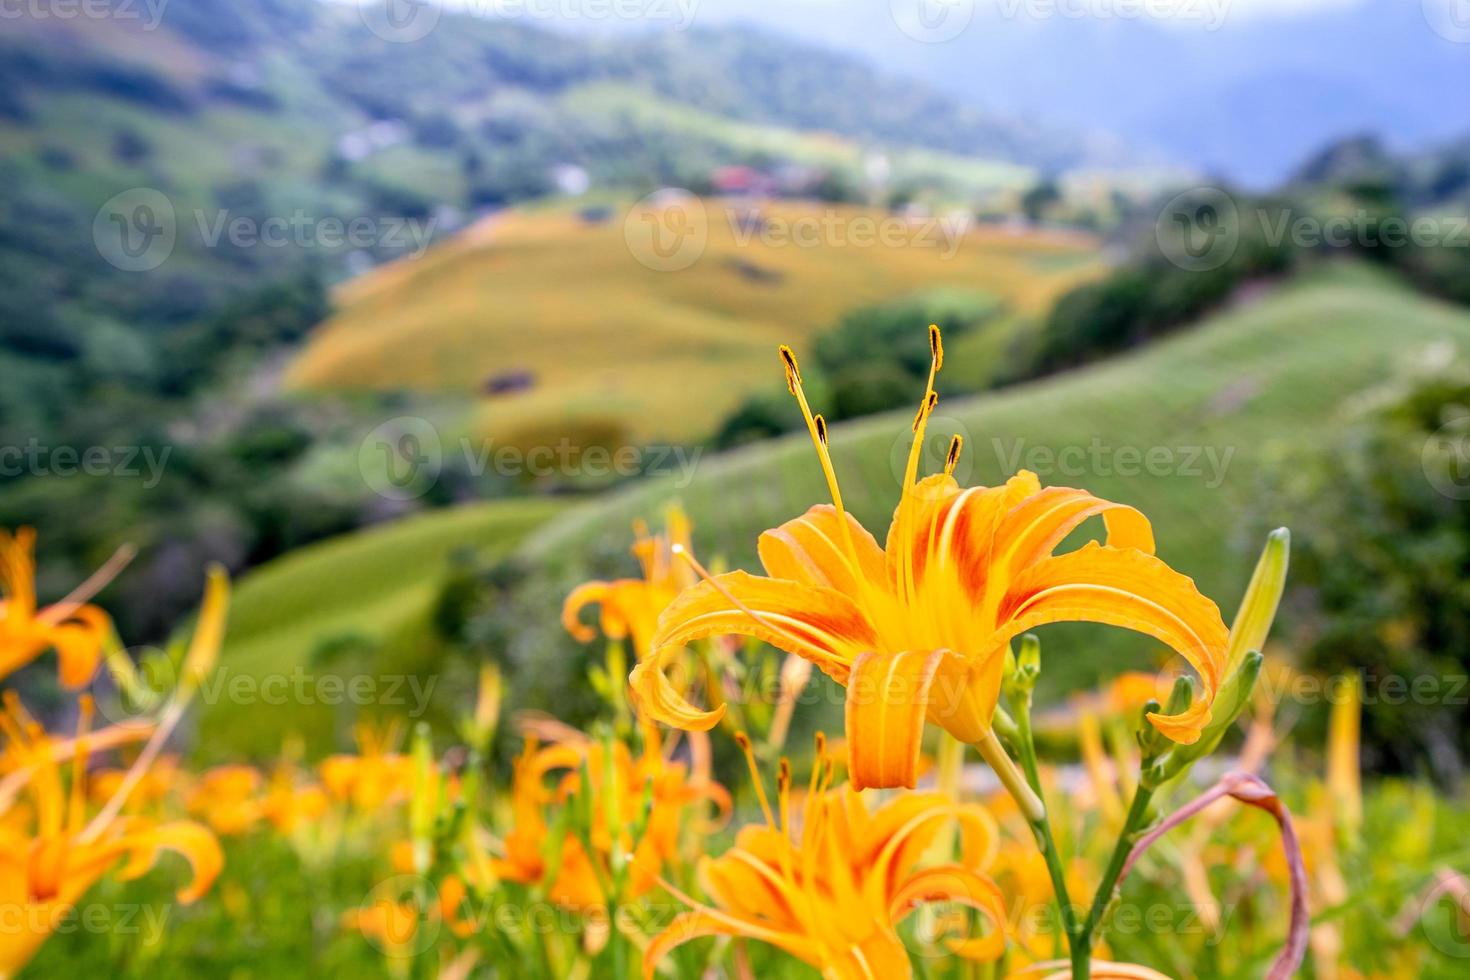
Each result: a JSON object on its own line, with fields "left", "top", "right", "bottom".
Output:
{"left": 3, "top": 0, "right": 1470, "bottom": 798}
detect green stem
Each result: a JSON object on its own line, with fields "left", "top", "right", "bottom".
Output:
{"left": 1001, "top": 707, "right": 1080, "bottom": 959}
{"left": 1073, "top": 782, "right": 1158, "bottom": 976}
{"left": 973, "top": 729, "right": 1045, "bottom": 823}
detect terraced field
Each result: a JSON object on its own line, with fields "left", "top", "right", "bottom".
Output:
{"left": 286, "top": 199, "right": 1103, "bottom": 445}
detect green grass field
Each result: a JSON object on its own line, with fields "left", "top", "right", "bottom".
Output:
{"left": 509, "top": 262, "right": 1470, "bottom": 709}
{"left": 196, "top": 498, "right": 564, "bottom": 760}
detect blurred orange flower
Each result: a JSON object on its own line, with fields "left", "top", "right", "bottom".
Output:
{"left": 562, "top": 504, "right": 695, "bottom": 659}
{"left": 0, "top": 696, "right": 221, "bottom": 976}
{"left": 0, "top": 528, "right": 114, "bottom": 688}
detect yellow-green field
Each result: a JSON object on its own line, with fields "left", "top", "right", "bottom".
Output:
{"left": 286, "top": 199, "right": 1103, "bottom": 445}
{"left": 196, "top": 498, "right": 564, "bottom": 759}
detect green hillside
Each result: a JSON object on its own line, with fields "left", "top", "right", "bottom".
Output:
{"left": 503, "top": 262, "right": 1470, "bottom": 711}
{"left": 195, "top": 497, "right": 564, "bottom": 760}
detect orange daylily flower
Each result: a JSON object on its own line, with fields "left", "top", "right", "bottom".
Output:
{"left": 259, "top": 766, "right": 329, "bottom": 835}
{"left": 492, "top": 728, "right": 728, "bottom": 910}
{"left": 320, "top": 723, "right": 415, "bottom": 811}
{"left": 0, "top": 697, "right": 222, "bottom": 977}
{"left": 562, "top": 505, "right": 695, "bottom": 659}
{"left": 0, "top": 528, "right": 114, "bottom": 688}
{"left": 189, "top": 765, "right": 265, "bottom": 835}
{"left": 645, "top": 735, "right": 1008, "bottom": 980}
{"left": 632, "top": 328, "right": 1229, "bottom": 789}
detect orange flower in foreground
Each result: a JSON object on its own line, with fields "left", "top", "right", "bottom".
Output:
{"left": 0, "top": 697, "right": 221, "bottom": 977}
{"left": 645, "top": 735, "right": 1007, "bottom": 980}
{"left": 632, "top": 328, "right": 1229, "bottom": 789}
{"left": 0, "top": 528, "right": 113, "bottom": 688}
{"left": 562, "top": 505, "right": 695, "bottom": 659}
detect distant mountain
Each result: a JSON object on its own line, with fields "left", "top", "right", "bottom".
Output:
{"left": 669, "top": 0, "right": 1470, "bottom": 187}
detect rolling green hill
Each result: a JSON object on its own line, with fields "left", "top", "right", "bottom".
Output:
{"left": 195, "top": 497, "right": 564, "bottom": 760}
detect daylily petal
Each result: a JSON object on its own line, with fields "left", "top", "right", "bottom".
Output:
{"left": 634, "top": 572, "right": 880, "bottom": 731}
{"left": 642, "top": 908, "right": 820, "bottom": 980}
{"left": 758, "top": 505, "right": 886, "bottom": 596}
{"left": 653, "top": 572, "right": 878, "bottom": 676}
{"left": 561, "top": 582, "right": 613, "bottom": 643}
{"left": 989, "top": 485, "right": 1155, "bottom": 575}
{"left": 993, "top": 543, "right": 1229, "bottom": 743}
{"left": 845, "top": 650, "right": 945, "bottom": 791}
{"left": 45, "top": 605, "right": 110, "bottom": 689}
{"left": 115, "top": 820, "right": 224, "bottom": 903}
{"left": 889, "top": 864, "right": 1008, "bottom": 961}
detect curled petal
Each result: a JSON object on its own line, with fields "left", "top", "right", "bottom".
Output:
{"left": 642, "top": 908, "right": 819, "bottom": 980}
{"left": 989, "top": 485, "right": 1156, "bottom": 578}
{"left": 46, "top": 605, "right": 111, "bottom": 688}
{"left": 562, "top": 582, "right": 614, "bottom": 643}
{"left": 635, "top": 572, "right": 879, "bottom": 731}
{"left": 889, "top": 865, "right": 1008, "bottom": 961}
{"left": 994, "top": 544, "right": 1228, "bottom": 743}
{"left": 116, "top": 820, "right": 224, "bottom": 903}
